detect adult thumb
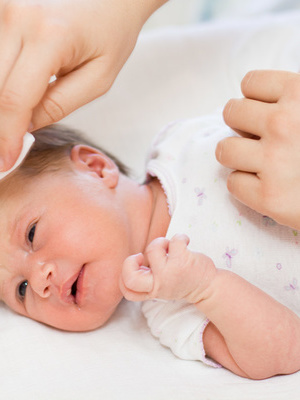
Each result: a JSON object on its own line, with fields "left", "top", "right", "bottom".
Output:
{"left": 0, "top": 117, "right": 30, "bottom": 171}
{"left": 31, "top": 59, "right": 115, "bottom": 130}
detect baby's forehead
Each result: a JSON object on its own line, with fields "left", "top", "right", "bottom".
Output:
{"left": 0, "top": 173, "right": 49, "bottom": 224}
{"left": 0, "top": 169, "right": 32, "bottom": 195}
{"left": 0, "top": 167, "right": 65, "bottom": 194}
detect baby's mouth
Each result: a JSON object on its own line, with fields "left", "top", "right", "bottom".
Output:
{"left": 71, "top": 277, "right": 78, "bottom": 298}
{"left": 71, "top": 265, "right": 86, "bottom": 305}
{"left": 62, "top": 266, "right": 85, "bottom": 305}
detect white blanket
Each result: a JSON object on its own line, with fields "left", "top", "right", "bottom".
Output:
{"left": 1, "top": 11, "right": 300, "bottom": 400}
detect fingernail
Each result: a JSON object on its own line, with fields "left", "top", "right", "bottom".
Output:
{"left": 243, "top": 70, "right": 254, "bottom": 90}
{"left": 139, "top": 266, "right": 150, "bottom": 272}
{"left": 215, "top": 140, "right": 223, "bottom": 162}
{"left": 223, "top": 100, "right": 233, "bottom": 122}
{"left": 0, "top": 157, "right": 5, "bottom": 172}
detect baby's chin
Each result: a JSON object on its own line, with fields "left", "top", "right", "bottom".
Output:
{"left": 40, "top": 305, "right": 119, "bottom": 332}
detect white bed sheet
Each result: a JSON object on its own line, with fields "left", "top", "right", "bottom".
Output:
{"left": 1, "top": 11, "right": 300, "bottom": 400}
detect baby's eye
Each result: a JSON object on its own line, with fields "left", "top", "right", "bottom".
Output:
{"left": 28, "top": 223, "right": 36, "bottom": 244}
{"left": 18, "top": 281, "right": 28, "bottom": 301}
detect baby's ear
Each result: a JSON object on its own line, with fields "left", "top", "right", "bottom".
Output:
{"left": 70, "top": 145, "right": 119, "bottom": 188}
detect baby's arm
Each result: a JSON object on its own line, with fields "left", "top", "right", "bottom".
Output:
{"left": 120, "top": 234, "right": 300, "bottom": 379}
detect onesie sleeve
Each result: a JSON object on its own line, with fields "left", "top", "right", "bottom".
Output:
{"left": 142, "top": 299, "right": 221, "bottom": 368}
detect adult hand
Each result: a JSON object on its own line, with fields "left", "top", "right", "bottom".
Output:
{"left": 216, "top": 70, "right": 300, "bottom": 230}
{"left": 0, "top": 0, "right": 166, "bottom": 170}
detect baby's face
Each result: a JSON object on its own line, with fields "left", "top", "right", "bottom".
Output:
{"left": 0, "top": 167, "right": 133, "bottom": 331}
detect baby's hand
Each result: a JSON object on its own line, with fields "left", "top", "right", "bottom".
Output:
{"left": 120, "top": 234, "right": 216, "bottom": 303}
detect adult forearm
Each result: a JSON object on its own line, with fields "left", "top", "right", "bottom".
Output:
{"left": 196, "top": 270, "right": 300, "bottom": 379}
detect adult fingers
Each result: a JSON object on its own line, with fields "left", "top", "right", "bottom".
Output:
{"left": 216, "top": 137, "right": 263, "bottom": 173}
{"left": 226, "top": 171, "right": 264, "bottom": 214}
{"left": 0, "top": 27, "right": 22, "bottom": 92}
{"left": 0, "top": 43, "right": 59, "bottom": 170}
{"left": 241, "top": 70, "right": 299, "bottom": 102}
{"left": 229, "top": 127, "right": 260, "bottom": 140}
{"left": 223, "top": 97, "right": 277, "bottom": 138}
{"left": 31, "top": 57, "right": 116, "bottom": 130}
{"left": 0, "top": 31, "right": 23, "bottom": 170}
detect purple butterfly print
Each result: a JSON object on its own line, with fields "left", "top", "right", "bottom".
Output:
{"left": 223, "top": 247, "right": 238, "bottom": 268}
{"left": 284, "top": 278, "right": 299, "bottom": 292}
{"left": 194, "top": 187, "right": 207, "bottom": 205}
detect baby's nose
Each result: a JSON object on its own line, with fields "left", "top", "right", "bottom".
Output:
{"left": 30, "top": 262, "right": 55, "bottom": 298}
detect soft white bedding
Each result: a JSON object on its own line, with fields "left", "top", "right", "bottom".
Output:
{"left": 1, "top": 11, "right": 300, "bottom": 400}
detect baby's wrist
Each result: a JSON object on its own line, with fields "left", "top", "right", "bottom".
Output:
{"left": 185, "top": 254, "right": 218, "bottom": 304}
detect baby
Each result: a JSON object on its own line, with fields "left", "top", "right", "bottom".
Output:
{"left": 0, "top": 120, "right": 299, "bottom": 380}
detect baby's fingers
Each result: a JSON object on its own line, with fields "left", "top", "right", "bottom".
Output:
{"left": 168, "top": 233, "right": 190, "bottom": 256}
{"left": 120, "top": 253, "right": 154, "bottom": 297}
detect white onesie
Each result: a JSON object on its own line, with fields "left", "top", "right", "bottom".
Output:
{"left": 142, "top": 113, "right": 300, "bottom": 367}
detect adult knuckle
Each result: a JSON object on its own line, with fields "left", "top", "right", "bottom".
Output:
{"left": 0, "top": 135, "right": 10, "bottom": 147}
{"left": 3, "top": 2, "right": 68, "bottom": 43}
{"left": 2, "top": 2, "right": 23, "bottom": 25}
{"left": 285, "top": 73, "right": 300, "bottom": 98}
{"left": 2, "top": 1, "right": 43, "bottom": 29}
{"left": 40, "top": 18, "right": 69, "bottom": 44}
{"left": 0, "top": 88, "right": 22, "bottom": 111}
{"left": 40, "top": 95, "right": 65, "bottom": 124}
{"left": 266, "top": 109, "right": 288, "bottom": 139}
{"left": 261, "top": 143, "right": 281, "bottom": 167}
{"left": 94, "top": 70, "right": 115, "bottom": 97}
{"left": 91, "top": 57, "right": 118, "bottom": 95}
{"left": 259, "top": 184, "right": 280, "bottom": 217}
{"left": 260, "top": 198, "right": 277, "bottom": 219}
{"left": 98, "top": 75, "right": 114, "bottom": 96}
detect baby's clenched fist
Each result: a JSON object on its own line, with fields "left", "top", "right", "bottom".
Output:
{"left": 119, "top": 234, "right": 217, "bottom": 304}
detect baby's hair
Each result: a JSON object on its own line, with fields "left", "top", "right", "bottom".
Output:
{"left": 18, "top": 124, "right": 130, "bottom": 177}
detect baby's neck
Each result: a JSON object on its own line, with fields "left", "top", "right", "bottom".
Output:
{"left": 144, "top": 178, "right": 171, "bottom": 248}
{"left": 117, "top": 174, "right": 170, "bottom": 255}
